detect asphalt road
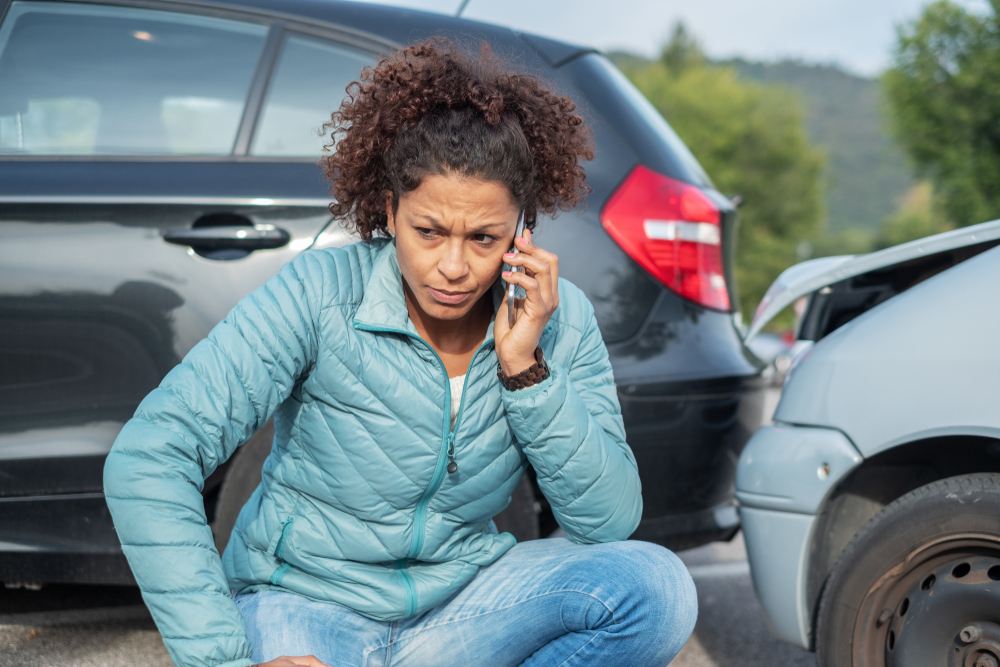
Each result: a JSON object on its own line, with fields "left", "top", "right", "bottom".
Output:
{"left": 0, "top": 531, "right": 816, "bottom": 667}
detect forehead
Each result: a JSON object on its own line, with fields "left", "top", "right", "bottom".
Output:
{"left": 401, "top": 174, "right": 518, "bottom": 218}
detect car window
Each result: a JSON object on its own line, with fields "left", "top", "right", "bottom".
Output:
{"left": 251, "top": 34, "right": 373, "bottom": 157}
{"left": 0, "top": 1, "right": 267, "bottom": 155}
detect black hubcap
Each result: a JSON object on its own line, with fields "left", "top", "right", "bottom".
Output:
{"left": 884, "top": 555, "right": 1000, "bottom": 666}
{"left": 852, "top": 535, "right": 1000, "bottom": 666}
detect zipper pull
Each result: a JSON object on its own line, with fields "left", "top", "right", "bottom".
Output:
{"left": 446, "top": 432, "right": 457, "bottom": 473}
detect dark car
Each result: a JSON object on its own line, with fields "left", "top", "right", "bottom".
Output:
{"left": 0, "top": 0, "right": 766, "bottom": 586}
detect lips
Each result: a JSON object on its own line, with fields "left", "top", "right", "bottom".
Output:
{"left": 427, "top": 286, "right": 473, "bottom": 305}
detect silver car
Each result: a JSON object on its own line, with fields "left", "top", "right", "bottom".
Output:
{"left": 737, "top": 221, "right": 1000, "bottom": 667}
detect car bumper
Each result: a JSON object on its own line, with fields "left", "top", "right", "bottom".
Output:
{"left": 620, "top": 375, "right": 768, "bottom": 551}
{"left": 632, "top": 501, "right": 739, "bottom": 551}
{"left": 735, "top": 423, "right": 863, "bottom": 648}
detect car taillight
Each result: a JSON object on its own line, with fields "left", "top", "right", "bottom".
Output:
{"left": 600, "top": 165, "right": 730, "bottom": 311}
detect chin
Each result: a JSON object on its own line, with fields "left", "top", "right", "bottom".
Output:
{"left": 423, "top": 301, "right": 473, "bottom": 321}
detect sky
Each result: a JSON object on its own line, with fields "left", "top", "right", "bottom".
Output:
{"left": 350, "top": 0, "right": 989, "bottom": 77}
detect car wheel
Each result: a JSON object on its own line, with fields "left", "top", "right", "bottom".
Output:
{"left": 816, "top": 473, "right": 1000, "bottom": 667}
{"left": 212, "top": 420, "right": 274, "bottom": 555}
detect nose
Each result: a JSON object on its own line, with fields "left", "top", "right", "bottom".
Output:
{"left": 438, "top": 238, "right": 470, "bottom": 283}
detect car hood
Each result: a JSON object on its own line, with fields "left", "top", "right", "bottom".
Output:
{"left": 744, "top": 218, "right": 1000, "bottom": 343}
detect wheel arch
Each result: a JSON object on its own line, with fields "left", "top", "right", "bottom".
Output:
{"left": 805, "top": 433, "right": 1000, "bottom": 648}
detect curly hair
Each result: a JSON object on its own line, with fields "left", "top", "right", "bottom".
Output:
{"left": 321, "top": 39, "right": 594, "bottom": 241}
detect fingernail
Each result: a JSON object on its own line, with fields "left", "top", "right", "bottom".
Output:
{"left": 502, "top": 270, "right": 511, "bottom": 277}
{"left": 503, "top": 253, "right": 514, "bottom": 259}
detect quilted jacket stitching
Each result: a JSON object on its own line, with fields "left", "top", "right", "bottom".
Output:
{"left": 248, "top": 276, "right": 314, "bottom": 364}
{"left": 104, "top": 494, "right": 207, "bottom": 514}
{"left": 143, "top": 380, "right": 222, "bottom": 452}
{"left": 205, "top": 337, "right": 261, "bottom": 429}
{"left": 317, "top": 412, "right": 425, "bottom": 501}
{"left": 317, "top": 351, "right": 441, "bottom": 459}
{"left": 296, "top": 426, "right": 415, "bottom": 523}
{"left": 136, "top": 387, "right": 214, "bottom": 454}
{"left": 235, "top": 296, "right": 300, "bottom": 383}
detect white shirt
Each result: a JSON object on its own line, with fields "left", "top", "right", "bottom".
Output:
{"left": 449, "top": 374, "right": 465, "bottom": 429}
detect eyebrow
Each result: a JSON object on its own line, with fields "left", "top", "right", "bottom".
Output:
{"left": 411, "top": 214, "right": 509, "bottom": 234}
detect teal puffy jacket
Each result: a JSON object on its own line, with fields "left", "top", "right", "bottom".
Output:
{"left": 104, "top": 238, "right": 642, "bottom": 667}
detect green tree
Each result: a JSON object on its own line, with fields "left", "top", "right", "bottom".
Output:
{"left": 660, "top": 23, "right": 704, "bottom": 75}
{"left": 876, "top": 181, "right": 952, "bottom": 249}
{"left": 620, "top": 25, "right": 825, "bottom": 323}
{"left": 884, "top": 0, "right": 1000, "bottom": 227}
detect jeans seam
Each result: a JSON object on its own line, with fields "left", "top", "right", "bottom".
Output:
{"left": 554, "top": 630, "right": 603, "bottom": 667}
{"left": 387, "top": 589, "right": 616, "bottom": 645}
{"left": 383, "top": 620, "right": 397, "bottom": 667}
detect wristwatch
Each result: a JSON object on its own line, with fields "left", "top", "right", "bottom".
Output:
{"left": 497, "top": 347, "right": 550, "bottom": 391}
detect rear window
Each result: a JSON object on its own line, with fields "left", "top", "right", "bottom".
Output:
{"left": 559, "top": 53, "right": 712, "bottom": 188}
{"left": 0, "top": 1, "right": 267, "bottom": 155}
{"left": 251, "top": 34, "right": 372, "bottom": 157}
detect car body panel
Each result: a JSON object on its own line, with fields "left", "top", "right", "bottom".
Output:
{"left": 745, "top": 218, "right": 1000, "bottom": 343}
{"left": 775, "top": 242, "right": 1000, "bottom": 457}
{"left": 739, "top": 230, "right": 1000, "bottom": 650}
{"left": 740, "top": 506, "right": 815, "bottom": 648}
{"left": 736, "top": 423, "right": 862, "bottom": 514}
{"left": 736, "top": 424, "right": 862, "bottom": 648}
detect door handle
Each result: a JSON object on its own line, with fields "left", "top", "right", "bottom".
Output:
{"left": 163, "top": 224, "right": 290, "bottom": 251}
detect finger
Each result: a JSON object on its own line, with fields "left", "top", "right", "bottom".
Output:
{"left": 505, "top": 251, "right": 556, "bottom": 307}
{"left": 502, "top": 271, "right": 544, "bottom": 314}
{"left": 295, "top": 657, "right": 333, "bottom": 667}
{"left": 513, "top": 234, "right": 559, "bottom": 296}
{"left": 503, "top": 252, "right": 552, "bottom": 278}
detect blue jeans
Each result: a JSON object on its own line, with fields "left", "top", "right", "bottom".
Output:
{"left": 236, "top": 538, "right": 697, "bottom": 667}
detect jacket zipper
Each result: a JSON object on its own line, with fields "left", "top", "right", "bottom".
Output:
{"left": 406, "top": 341, "right": 488, "bottom": 560}
{"left": 354, "top": 322, "right": 493, "bottom": 617}
{"left": 394, "top": 559, "right": 418, "bottom": 617}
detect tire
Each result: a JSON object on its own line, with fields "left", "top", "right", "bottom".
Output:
{"left": 493, "top": 472, "right": 541, "bottom": 542}
{"left": 212, "top": 419, "right": 274, "bottom": 555}
{"left": 212, "top": 422, "right": 540, "bottom": 552}
{"left": 816, "top": 473, "right": 1000, "bottom": 667}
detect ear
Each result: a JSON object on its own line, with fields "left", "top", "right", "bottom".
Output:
{"left": 385, "top": 193, "right": 396, "bottom": 237}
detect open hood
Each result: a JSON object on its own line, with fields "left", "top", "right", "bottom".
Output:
{"left": 744, "top": 218, "right": 1000, "bottom": 343}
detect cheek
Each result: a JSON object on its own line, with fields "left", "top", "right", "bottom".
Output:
{"left": 394, "top": 238, "right": 428, "bottom": 287}
{"left": 470, "top": 249, "right": 505, "bottom": 284}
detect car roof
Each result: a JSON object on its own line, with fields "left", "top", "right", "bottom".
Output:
{"left": 158, "top": 0, "right": 592, "bottom": 66}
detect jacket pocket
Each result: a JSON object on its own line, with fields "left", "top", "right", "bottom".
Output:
{"left": 267, "top": 517, "right": 294, "bottom": 560}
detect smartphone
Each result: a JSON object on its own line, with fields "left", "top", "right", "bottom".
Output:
{"left": 507, "top": 212, "right": 527, "bottom": 329}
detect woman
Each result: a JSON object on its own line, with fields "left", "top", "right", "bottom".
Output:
{"left": 104, "top": 40, "right": 697, "bottom": 667}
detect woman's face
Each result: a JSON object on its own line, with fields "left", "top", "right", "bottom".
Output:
{"left": 387, "top": 173, "right": 519, "bottom": 322}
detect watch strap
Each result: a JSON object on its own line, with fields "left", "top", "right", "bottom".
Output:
{"left": 497, "top": 347, "right": 550, "bottom": 391}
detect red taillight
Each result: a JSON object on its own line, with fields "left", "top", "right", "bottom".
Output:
{"left": 600, "top": 165, "right": 730, "bottom": 311}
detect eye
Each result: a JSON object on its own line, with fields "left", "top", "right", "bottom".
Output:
{"left": 415, "top": 227, "right": 438, "bottom": 239}
{"left": 474, "top": 234, "right": 498, "bottom": 246}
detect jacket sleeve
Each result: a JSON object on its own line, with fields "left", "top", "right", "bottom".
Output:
{"left": 501, "top": 292, "right": 642, "bottom": 544}
{"left": 103, "top": 252, "right": 324, "bottom": 667}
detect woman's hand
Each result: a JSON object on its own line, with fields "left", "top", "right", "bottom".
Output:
{"left": 494, "top": 228, "right": 559, "bottom": 376}
{"left": 254, "top": 656, "right": 330, "bottom": 667}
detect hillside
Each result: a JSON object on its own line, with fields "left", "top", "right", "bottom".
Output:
{"left": 608, "top": 52, "right": 915, "bottom": 235}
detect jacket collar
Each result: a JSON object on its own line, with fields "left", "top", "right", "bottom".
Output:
{"left": 352, "top": 238, "right": 504, "bottom": 342}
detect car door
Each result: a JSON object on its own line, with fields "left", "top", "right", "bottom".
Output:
{"left": 0, "top": 0, "right": 378, "bottom": 581}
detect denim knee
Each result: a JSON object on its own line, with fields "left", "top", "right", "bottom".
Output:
{"left": 600, "top": 540, "right": 698, "bottom": 657}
